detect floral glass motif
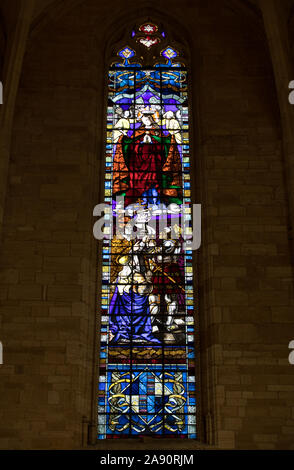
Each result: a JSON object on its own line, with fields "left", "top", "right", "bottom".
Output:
{"left": 139, "top": 23, "right": 158, "bottom": 34}
{"left": 162, "top": 47, "right": 178, "bottom": 59}
{"left": 137, "top": 22, "right": 161, "bottom": 49}
{"left": 98, "top": 28, "right": 196, "bottom": 439}
{"left": 116, "top": 47, "right": 141, "bottom": 68}
{"left": 139, "top": 37, "right": 160, "bottom": 48}
{"left": 118, "top": 47, "right": 135, "bottom": 59}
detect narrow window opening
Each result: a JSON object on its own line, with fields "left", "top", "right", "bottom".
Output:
{"left": 97, "top": 23, "right": 196, "bottom": 439}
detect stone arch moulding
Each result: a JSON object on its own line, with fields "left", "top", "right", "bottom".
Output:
{"left": 87, "top": 8, "right": 213, "bottom": 449}
{"left": 0, "top": 8, "right": 7, "bottom": 81}
{"left": 288, "top": 4, "right": 294, "bottom": 59}
{"left": 104, "top": 8, "right": 191, "bottom": 68}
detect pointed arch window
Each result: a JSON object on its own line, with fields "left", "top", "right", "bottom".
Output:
{"left": 97, "top": 22, "right": 196, "bottom": 439}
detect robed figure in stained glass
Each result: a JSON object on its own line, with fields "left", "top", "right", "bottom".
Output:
{"left": 112, "top": 108, "right": 183, "bottom": 208}
{"left": 109, "top": 254, "right": 161, "bottom": 344}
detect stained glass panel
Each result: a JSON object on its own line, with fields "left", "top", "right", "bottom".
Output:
{"left": 98, "top": 41, "right": 196, "bottom": 439}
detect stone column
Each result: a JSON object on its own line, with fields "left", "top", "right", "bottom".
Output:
{"left": 258, "top": 0, "right": 294, "bottom": 257}
{"left": 0, "top": 0, "right": 35, "bottom": 237}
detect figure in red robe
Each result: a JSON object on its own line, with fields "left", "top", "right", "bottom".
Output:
{"left": 112, "top": 114, "right": 183, "bottom": 208}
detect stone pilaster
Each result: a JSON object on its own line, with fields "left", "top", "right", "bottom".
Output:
{"left": 0, "top": 0, "right": 35, "bottom": 238}
{"left": 258, "top": 0, "right": 294, "bottom": 258}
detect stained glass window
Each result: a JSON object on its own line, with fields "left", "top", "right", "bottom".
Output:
{"left": 97, "top": 24, "right": 196, "bottom": 439}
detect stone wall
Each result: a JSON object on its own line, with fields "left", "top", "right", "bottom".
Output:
{"left": 0, "top": 0, "right": 293, "bottom": 449}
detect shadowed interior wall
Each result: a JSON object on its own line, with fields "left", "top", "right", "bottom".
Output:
{"left": 0, "top": 0, "right": 293, "bottom": 450}
{"left": 0, "top": 0, "right": 21, "bottom": 77}
{"left": 289, "top": 10, "right": 294, "bottom": 58}
{"left": 0, "top": 12, "right": 5, "bottom": 81}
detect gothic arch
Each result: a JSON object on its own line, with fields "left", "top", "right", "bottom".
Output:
{"left": 0, "top": 9, "right": 7, "bottom": 80}
{"left": 103, "top": 7, "right": 190, "bottom": 60}
{"left": 288, "top": 4, "right": 294, "bottom": 61}
{"left": 40, "top": 1, "right": 280, "bottom": 448}
{"left": 86, "top": 11, "right": 209, "bottom": 446}
{"left": 22, "top": 0, "right": 282, "bottom": 448}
